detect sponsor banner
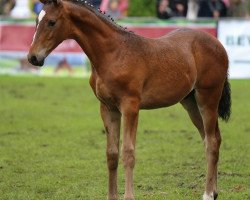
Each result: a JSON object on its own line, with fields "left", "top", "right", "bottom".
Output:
{"left": 0, "top": 18, "right": 216, "bottom": 52}
{"left": 0, "top": 51, "right": 89, "bottom": 78}
{"left": 0, "top": 51, "right": 87, "bottom": 65}
{"left": 218, "top": 20, "right": 250, "bottom": 79}
{"left": 0, "top": 18, "right": 217, "bottom": 77}
{"left": 0, "top": 24, "right": 82, "bottom": 52}
{"left": 120, "top": 18, "right": 216, "bottom": 38}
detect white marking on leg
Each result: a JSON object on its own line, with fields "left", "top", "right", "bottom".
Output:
{"left": 31, "top": 10, "right": 46, "bottom": 45}
{"left": 203, "top": 192, "right": 214, "bottom": 200}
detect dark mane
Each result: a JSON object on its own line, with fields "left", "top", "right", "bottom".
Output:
{"left": 70, "top": 0, "right": 133, "bottom": 34}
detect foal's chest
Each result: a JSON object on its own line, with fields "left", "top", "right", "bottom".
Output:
{"left": 94, "top": 77, "right": 118, "bottom": 107}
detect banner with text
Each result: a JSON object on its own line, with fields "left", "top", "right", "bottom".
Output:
{"left": 0, "top": 18, "right": 216, "bottom": 77}
{"left": 218, "top": 20, "right": 250, "bottom": 79}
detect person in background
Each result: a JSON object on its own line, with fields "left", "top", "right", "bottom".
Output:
{"left": 156, "top": 0, "right": 188, "bottom": 19}
{"left": 89, "top": 0, "right": 102, "bottom": 8}
{"left": 227, "top": 0, "right": 250, "bottom": 18}
{"left": 172, "top": 0, "right": 188, "bottom": 16}
{"left": 0, "top": 0, "right": 15, "bottom": 15}
{"left": 198, "top": 0, "right": 227, "bottom": 18}
{"left": 157, "top": 0, "right": 174, "bottom": 19}
{"left": 32, "top": 0, "right": 43, "bottom": 15}
{"left": 222, "top": 0, "right": 230, "bottom": 7}
{"left": 10, "top": 0, "right": 31, "bottom": 18}
{"left": 118, "top": 0, "right": 129, "bottom": 17}
{"left": 186, "top": 0, "right": 199, "bottom": 20}
{"left": 107, "top": 0, "right": 121, "bottom": 18}
{"left": 101, "top": 0, "right": 128, "bottom": 19}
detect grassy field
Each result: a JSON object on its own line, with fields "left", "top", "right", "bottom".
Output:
{"left": 0, "top": 76, "right": 249, "bottom": 200}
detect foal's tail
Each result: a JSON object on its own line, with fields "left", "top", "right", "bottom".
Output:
{"left": 218, "top": 78, "right": 231, "bottom": 122}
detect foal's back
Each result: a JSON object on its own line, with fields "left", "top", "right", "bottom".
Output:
{"left": 133, "top": 29, "right": 228, "bottom": 109}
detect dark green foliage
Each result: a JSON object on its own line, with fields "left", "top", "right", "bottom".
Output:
{"left": 128, "top": 0, "right": 156, "bottom": 17}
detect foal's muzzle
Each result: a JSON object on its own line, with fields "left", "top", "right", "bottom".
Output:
{"left": 28, "top": 54, "right": 45, "bottom": 67}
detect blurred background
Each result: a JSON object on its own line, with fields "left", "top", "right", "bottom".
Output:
{"left": 0, "top": 0, "right": 249, "bottom": 78}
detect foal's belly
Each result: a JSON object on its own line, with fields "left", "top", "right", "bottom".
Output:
{"left": 140, "top": 74, "right": 194, "bottom": 109}
{"left": 140, "top": 89, "right": 190, "bottom": 109}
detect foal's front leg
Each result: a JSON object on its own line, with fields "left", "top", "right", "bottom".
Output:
{"left": 100, "top": 103, "right": 121, "bottom": 200}
{"left": 120, "top": 98, "right": 140, "bottom": 200}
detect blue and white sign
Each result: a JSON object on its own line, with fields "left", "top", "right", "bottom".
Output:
{"left": 218, "top": 19, "right": 250, "bottom": 79}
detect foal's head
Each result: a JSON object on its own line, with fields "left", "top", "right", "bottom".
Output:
{"left": 28, "top": 0, "right": 70, "bottom": 66}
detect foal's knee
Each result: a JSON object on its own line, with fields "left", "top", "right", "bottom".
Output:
{"left": 206, "top": 135, "right": 221, "bottom": 148}
{"left": 107, "top": 149, "right": 119, "bottom": 171}
{"left": 205, "top": 136, "right": 221, "bottom": 161}
{"left": 122, "top": 146, "right": 135, "bottom": 168}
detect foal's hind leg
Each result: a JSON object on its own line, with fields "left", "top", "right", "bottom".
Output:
{"left": 181, "top": 91, "right": 205, "bottom": 140}
{"left": 100, "top": 103, "right": 121, "bottom": 200}
{"left": 195, "top": 88, "right": 222, "bottom": 200}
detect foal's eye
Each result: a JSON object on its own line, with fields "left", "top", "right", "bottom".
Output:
{"left": 48, "top": 20, "right": 56, "bottom": 27}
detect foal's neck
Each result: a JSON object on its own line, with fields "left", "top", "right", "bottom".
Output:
{"left": 66, "top": 1, "right": 127, "bottom": 70}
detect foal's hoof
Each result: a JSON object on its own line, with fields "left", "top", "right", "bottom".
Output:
{"left": 107, "top": 195, "right": 118, "bottom": 200}
{"left": 203, "top": 192, "right": 218, "bottom": 200}
{"left": 214, "top": 192, "right": 218, "bottom": 200}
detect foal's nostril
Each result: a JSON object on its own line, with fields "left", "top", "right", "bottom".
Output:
{"left": 30, "top": 55, "right": 38, "bottom": 64}
{"left": 28, "top": 54, "right": 44, "bottom": 66}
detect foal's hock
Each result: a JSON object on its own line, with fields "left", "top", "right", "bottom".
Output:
{"left": 28, "top": 1, "right": 231, "bottom": 200}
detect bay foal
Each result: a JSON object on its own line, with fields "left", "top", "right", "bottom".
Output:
{"left": 28, "top": 1, "right": 231, "bottom": 199}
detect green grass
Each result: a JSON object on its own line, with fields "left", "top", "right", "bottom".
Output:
{"left": 0, "top": 76, "right": 249, "bottom": 200}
